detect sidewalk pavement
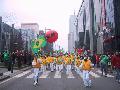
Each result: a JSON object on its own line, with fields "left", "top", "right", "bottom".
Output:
{"left": 0, "top": 66, "right": 32, "bottom": 82}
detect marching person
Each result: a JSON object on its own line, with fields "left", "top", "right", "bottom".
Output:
{"left": 80, "top": 56, "right": 93, "bottom": 87}
{"left": 56, "top": 55, "right": 62, "bottom": 72}
{"left": 32, "top": 55, "right": 42, "bottom": 86}
{"left": 49, "top": 56, "right": 54, "bottom": 72}
{"left": 75, "top": 56, "right": 81, "bottom": 75}
{"left": 41, "top": 56, "right": 47, "bottom": 72}
{"left": 65, "top": 55, "right": 72, "bottom": 74}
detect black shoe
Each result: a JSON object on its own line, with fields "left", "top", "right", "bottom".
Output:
{"left": 104, "top": 75, "right": 107, "bottom": 77}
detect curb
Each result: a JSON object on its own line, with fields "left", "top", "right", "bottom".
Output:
{"left": 0, "top": 66, "right": 32, "bottom": 82}
{"left": 0, "top": 65, "right": 31, "bottom": 70}
{"left": 0, "top": 73, "right": 3, "bottom": 76}
{"left": 0, "top": 75, "right": 10, "bottom": 81}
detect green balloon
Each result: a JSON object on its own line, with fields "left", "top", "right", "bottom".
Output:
{"left": 36, "top": 41, "right": 39, "bottom": 46}
{"left": 38, "top": 36, "right": 47, "bottom": 48}
{"left": 32, "top": 48, "right": 39, "bottom": 54}
{"left": 31, "top": 36, "right": 47, "bottom": 54}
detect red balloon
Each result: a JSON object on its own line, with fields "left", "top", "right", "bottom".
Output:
{"left": 45, "top": 30, "right": 58, "bottom": 43}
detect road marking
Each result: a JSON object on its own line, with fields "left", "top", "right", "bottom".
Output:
{"left": 26, "top": 73, "right": 34, "bottom": 78}
{"left": 3, "top": 70, "right": 19, "bottom": 76}
{"left": 89, "top": 71, "right": 100, "bottom": 78}
{"left": 78, "top": 71, "right": 83, "bottom": 78}
{"left": 40, "top": 71, "right": 50, "bottom": 78}
{"left": 14, "top": 70, "right": 31, "bottom": 78}
{"left": 67, "top": 71, "right": 75, "bottom": 78}
{"left": 54, "top": 71, "right": 61, "bottom": 78}
{"left": 96, "top": 70, "right": 114, "bottom": 77}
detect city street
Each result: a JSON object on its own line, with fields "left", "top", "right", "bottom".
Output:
{"left": 0, "top": 68, "right": 120, "bottom": 90}
{"left": 0, "top": 0, "right": 120, "bottom": 90}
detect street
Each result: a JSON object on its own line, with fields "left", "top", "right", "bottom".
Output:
{"left": 0, "top": 68, "right": 120, "bottom": 90}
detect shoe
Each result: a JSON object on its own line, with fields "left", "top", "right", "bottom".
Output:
{"left": 104, "top": 75, "right": 107, "bottom": 77}
{"left": 88, "top": 85, "right": 92, "bottom": 88}
{"left": 85, "top": 85, "right": 89, "bottom": 88}
{"left": 34, "top": 81, "right": 37, "bottom": 86}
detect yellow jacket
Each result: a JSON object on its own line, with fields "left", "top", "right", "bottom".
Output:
{"left": 82, "top": 60, "right": 92, "bottom": 70}
{"left": 76, "top": 59, "right": 81, "bottom": 67}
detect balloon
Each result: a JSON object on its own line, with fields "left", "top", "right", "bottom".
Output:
{"left": 31, "top": 36, "right": 47, "bottom": 54}
{"left": 38, "top": 36, "right": 47, "bottom": 47}
{"left": 45, "top": 30, "right": 58, "bottom": 43}
{"left": 32, "top": 48, "right": 39, "bottom": 54}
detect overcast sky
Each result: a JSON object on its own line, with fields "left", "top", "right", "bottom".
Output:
{"left": 0, "top": 0, "right": 82, "bottom": 51}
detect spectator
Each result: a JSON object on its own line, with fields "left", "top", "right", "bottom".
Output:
{"left": 100, "top": 54, "right": 109, "bottom": 77}
{"left": 111, "top": 52, "right": 120, "bottom": 83}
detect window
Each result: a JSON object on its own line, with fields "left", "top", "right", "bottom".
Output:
{"left": 107, "top": 0, "right": 109, "bottom": 4}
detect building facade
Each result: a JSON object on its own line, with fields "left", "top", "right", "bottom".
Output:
{"left": 76, "top": 0, "right": 92, "bottom": 52}
{"left": 68, "top": 15, "right": 77, "bottom": 53}
{"left": 0, "top": 17, "right": 36, "bottom": 53}
{"left": 75, "top": 0, "right": 120, "bottom": 54}
{"left": 21, "top": 23, "right": 39, "bottom": 39}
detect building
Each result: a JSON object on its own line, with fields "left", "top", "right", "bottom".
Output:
{"left": 20, "top": 29, "right": 35, "bottom": 52}
{"left": 75, "top": 0, "right": 120, "bottom": 54}
{"left": 0, "top": 17, "right": 24, "bottom": 52}
{"left": 113, "top": 0, "right": 120, "bottom": 52}
{"left": 76, "top": 0, "right": 93, "bottom": 52}
{"left": 68, "top": 15, "right": 77, "bottom": 53}
{"left": 103, "top": 0, "right": 120, "bottom": 53}
{"left": 0, "top": 17, "right": 11, "bottom": 52}
{"left": 21, "top": 23, "right": 39, "bottom": 39}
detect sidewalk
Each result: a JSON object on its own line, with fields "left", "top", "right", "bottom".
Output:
{"left": 0, "top": 66, "right": 32, "bottom": 82}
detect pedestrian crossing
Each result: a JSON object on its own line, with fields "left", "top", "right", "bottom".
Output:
{"left": 67, "top": 71, "right": 74, "bottom": 78}
{"left": 96, "top": 69, "right": 114, "bottom": 77}
{"left": 2, "top": 69, "right": 115, "bottom": 80}
{"left": 40, "top": 71, "right": 50, "bottom": 78}
{"left": 3, "top": 70, "right": 19, "bottom": 76}
{"left": 24, "top": 69, "right": 114, "bottom": 79}
{"left": 54, "top": 71, "right": 61, "bottom": 78}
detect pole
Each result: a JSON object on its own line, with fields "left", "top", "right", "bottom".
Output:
{"left": 89, "top": 0, "right": 94, "bottom": 54}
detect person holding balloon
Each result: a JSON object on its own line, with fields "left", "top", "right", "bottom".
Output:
{"left": 32, "top": 55, "right": 42, "bottom": 86}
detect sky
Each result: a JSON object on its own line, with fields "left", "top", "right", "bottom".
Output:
{"left": 0, "top": 0, "right": 82, "bottom": 51}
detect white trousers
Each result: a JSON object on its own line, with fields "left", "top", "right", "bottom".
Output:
{"left": 82, "top": 70, "right": 91, "bottom": 86}
{"left": 75, "top": 66, "right": 81, "bottom": 75}
{"left": 66, "top": 65, "right": 71, "bottom": 74}
{"left": 56, "top": 64, "right": 61, "bottom": 71}
{"left": 60, "top": 64, "right": 63, "bottom": 71}
{"left": 33, "top": 68, "right": 40, "bottom": 82}
{"left": 41, "top": 65, "right": 46, "bottom": 72}
{"left": 50, "top": 63, "right": 54, "bottom": 71}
